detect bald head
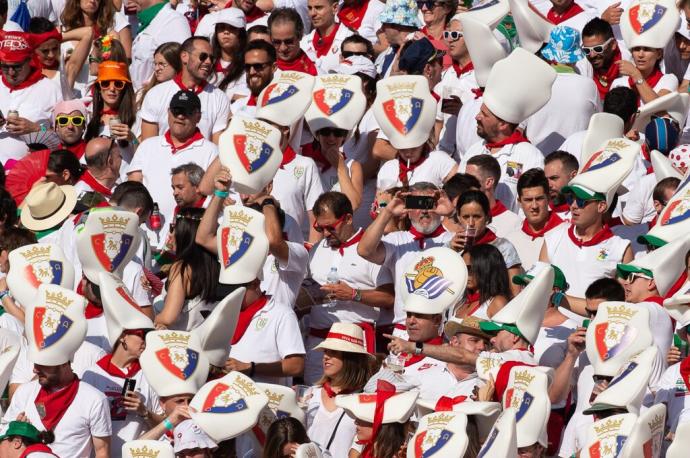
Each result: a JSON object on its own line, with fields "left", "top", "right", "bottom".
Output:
{"left": 84, "top": 138, "right": 113, "bottom": 169}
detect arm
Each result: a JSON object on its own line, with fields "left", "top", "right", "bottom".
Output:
{"left": 199, "top": 157, "right": 221, "bottom": 196}
{"left": 116, "top": 26, "right": 133, "bottom": 59}
{"left": 263, "top": 200, "right": 289, "bottom": 263}
{"left": 357, "top": 207, "right": 392, "bottom": 265}
{"left": 621, "top": 244, "right": 634, "bottom": 264}
{"left": 211, "top": 130, "right": 222, "bottom": 145}
{"left": 154, "top": 264, "right": 186, "bottom": 329}
{"left": 507, "top": 265, "right": 523, "bottom": 298}
{"left": 226, "top": 354, "right": 305, "bottom": 377}
{"left": 139, "top": 405, "right": 191, "bottom": 440}
{"left": 337, "top": 160, "right": 364, "bottom": 211}
{"left": 442, "top": 163, "right": 459, "bottom": 183}
{"left": 127, "top": 171, "right": 143, "bottom": 182}
{"left": 549, "top": 328, "right": 586, "bottom": 404}
{"left": 385, "top": 335, "right": 478, "bottom": 366}
{"left": 140, "top": 121, "right": 159, "bottom": 141}
{"left": 308, "top": 211, "right": 321, "bottom": 245}
{"left": 92, "top": 436, "right": 110, "bottom": 458}
{"left": 372, "top": 138, "right": 397, "bottom": 162}
{"left": 319, "top": 282, "right": 395, "bottom": 310}
{"left": 62, "top": 27, "right": 93, "bottom": 89}
{"left": 195, "top": 166, "right": 233, "bottom": 253}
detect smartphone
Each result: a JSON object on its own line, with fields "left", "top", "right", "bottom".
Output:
{"left": 405, "top": 195, "right": 435, "bottom": 210}
{"left": 582, "top": 319, "right": 590, "bottom": 329}
{"left": 121, "top": 378, "right": 136, "bottom": 396}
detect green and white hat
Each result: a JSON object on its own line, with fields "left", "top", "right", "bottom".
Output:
{"left": 406, "top": 411, "right": 469, "bottom": 458}
{"left": 652, "top": 149, "right": 683, "bottom": 181}
{"left": 633, "top": 92, "right": 690, "bottom": 131}
{"left": 638, "top": 174, "right": 690, "bottom": 247}
{"left": 579, "top": 413, "right": 638, "bottom": 458}
{"left": 621, "top": 0, "right": 679, "bottom": 50}
{"left": 618, "top": 403, "right": 666, "bottom": 457}
{"left": 580, "top": 113, "right": 625, "bottom": 172}
{"left": 477, "top": 408, "right": 517, "bottom": 457}
{"left": 507, "top": 0, "right": 553, "bottom": 53}
{"left": 512, "top": 261, "right": 568, "bottom": 292}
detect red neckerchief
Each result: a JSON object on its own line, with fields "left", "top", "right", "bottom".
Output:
{"left": 246, "top": 94, "right": 258, "bottom": 106}
{"left": 435, "top": 395, "right": 467, "bottom": 411}
{"left": 550, "top": 201, "right": 570, "bottom": 213}
{"left": 398, "top": 154, "right": 427, "bottom": 186}
{"left": 629, "top": 68, "right": 664, "bottom": 105}
{"left": 471, "top": 87, "right": 484, "bottom": 99}
{"left": 466, "top": 291, "right": 480, "bottom": 303}
{"left": 174, "top": 196, "right": 206, "bottom": 217}
{"left": 164, "top": 129, "right": 204, "bottom": 154}
{"left": 521, "top": 212, "right": 563, "bottom": 240}
{"left": 2, "top": 66, "right": 45, "bottom": 92}
{"left": 338, "top": 0, "right": 368, "bottom": 30}
{"left": 34, "top": 375, "right": 80, "bottom": 431}
{"left": 452, "top": 61, "right": 474, "bottom": 78}
{"left": 665, "top": 271, "right": 687, "bottom": 299}
{"left": 642, "top": 296, "right": 664, "bottom": 305}
{"left": 567, "top": 224, "right": 614, "bottom": 247}
{"left": 546, "top": 2, "right": 584, "bottom": 24}
{"left": 475, "top": 228, "right": 498, "bottom": 246}
{"left": 409, "top": 225, "right": 446, "bottom": 249}
{"left": 490, "top": 200, "right": 508, "bottom": 217}
{"left": 279, "top": 145, "right": 297, "bottom": 169}
{"left": 101, "top": 107, "right": 119, "bottom": 116}
{"left": 322, "top": 381, "right": 353, "bottom": 398}
{"left": 60, "top": 141, "right": 87, "bottom": 160}
{"left": 301, "top": 142, "right": 332, "bottom": 172}
{"left": 85, "top": 301, "right": 104, "bottom": 318}
{"left": 337, "top": 228, "right": 363, "bottom": 255}
{"left": 681, "top": 356, "right": 690, "bottom": 392}
{"left": 79, "top": 170, "right": 112, "bottom": 197}
{"left": 214, "top": 59, "right": 229, "bottom": 73}
{"left": 493, "top": 361, "right": 535, "bottom": 401}
{"left": 277, "top": 51, "right": 318, "bottom": 76}
{"left": 96, "top": 353, "right": 141, "bottom": 378}
{"left": 231, "top": 295, "right": 270, "bottom": 344}
{"left": 313, "top": 23, "right": 340, "bottom": 58}
{"left": 401, "top": 336, "right": 443, "bottom": 366}
{"left": 19, "top": 444, "right": 58, "bottom": 458}
{"left": 593, "top": 47, "right": 621, "bottom": 99}
{"left": 173, "top": 72, "right": 206, "bottom": 94}
{"left": 361, "top": 380, "right": 397, "bottom": 458}
{"left": 485, "top": 130, "right": 529, "bottom": 149}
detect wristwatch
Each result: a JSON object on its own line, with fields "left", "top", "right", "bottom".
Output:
{"left": 635, "top": 78, "right": 645, "bottom": 85}
{"left": 353, "top": 289, "right": 363, "bottom": 302}
{"left": 414, "top": 341, "right": 424, "bottom": 355}
{"left": 260, "top": 198, "right": 277, "bottom": 210}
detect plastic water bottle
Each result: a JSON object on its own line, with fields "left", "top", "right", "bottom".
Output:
{"left": 326, "top": 267, "right": 339, "bottom": 306}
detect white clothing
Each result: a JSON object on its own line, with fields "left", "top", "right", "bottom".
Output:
{"left": 435, "top": 66, "right": 479, "bottom": 159}
{"left": 306, "top": 386, "right": 357, "bottom": 458}
{"left": 655, "top": 361, "right": 690, "bottom": 433}
{"left": 376, "top": 150, "right": 457, "bottom": 190}
{"left": 300, "top": 24, "right": 354, "bottom": 75}
{"left": 490, "top": 207, "right": 522, "bottom": 239}
{"left": 343, "top": 0, "right": 384, "bottom": 44}
{"left": 272, "top": 155, "right": 325, "bottom": 237}
{"left": 86, "top": 314, "right": 110, "bottom": 353}
{"left": 621, "top": 173, "right": 656, "bottom": 224}
{"left": 230, "top": 95, "right": 257, "bottom": 118}
{"left": 261, "top": 238, "right": 309, "bottom": 308}
{"left": 558, "top": 130, "right": 586, "bottom": 165}
{"left": 611, "top": 73, "right": 679, "bottom": 105}
{"left": 455, "top": 95, "right": 483, "bottom": 157}
{"left": 343, "top": 108, "right": 379, "bottom": 228}
{"left": 559, "top": 363, "right": 596, "bottom": 458}
{"left": 404, "top": 356, "right": 477, "bottom": 403}
{"left": 505, "top": 220, "right": 567, "bottom": 271}
{"left": 11, "top": 341, "right": 107, "bottom": 385}
{"left": 533, "top": 319, "right": 578, "bottom": 370}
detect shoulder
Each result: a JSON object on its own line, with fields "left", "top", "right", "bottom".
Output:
{"left": 137, "top": 136, "right": 165, "bottom": 152}
{"left": 77, "top": 381, "right": 109, "bottom": 401}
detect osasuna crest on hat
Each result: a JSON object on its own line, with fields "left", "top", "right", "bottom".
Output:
{"left": 477, "top": 408, "right": 517, "bottom": 457}
{"left": 483, "top": 48, "right": 556, "bottom": 124}
{"left": 122, "top": 440, "right": 175, "bottom": 458}
{"left": 76, "top": 207, "right": 141, "bottom": 284}
{"left": 502, "top": 366, "right": 551, "bottom": 447}
{"left": 580, "top": 113, "right": 625, "bottom": 171}
{"left": 253, "top": 383, "right": 305, "bottom": 444}
{"left": 218, "top": 116, "right": 282, "bottom": 195}
{"left": 406, "top": 411, "right": 468, "bottom": 458}
{"left": 401, "top": 247, "right": 468, "bottom": 315}
{"left": 305, "top": 74, "right": 367, "bottom": 134}
{"left": 416, "top": 400, "right": 501, "bottom": 442}
{"left": 621, "top": 0, "right": 679, "bottom": 50}
{"left": 336, "top": 389, "right": 420, "bottom": 424}
{"left": 190, "top": 371, "right": 269, "bottom": 443}
{"left": 256, "top": 71, "right": 315, "bottom": 127}
{"left": 459, "top": 15, "right": 508, "bottom": 88}
{"left": 7, "top": 243, "right": 74, "bottom": 307}
{"left": 0, "top": 329, "right": 21, "bottom": 397}
{"left": 667, "top": 419, "right": 690, "bottom": 458}
{"left": 373, "top": 75, "right": 437, "bottom": 149}
{"left": 619, "top": 403, "right": 666, "bottom": 457}
{"left": 641, "top": 174, "right": 690, "bottom": 247}
{"left": 507, "top": 0, "right": 554, "bottom": 53}
{"left": 191, "top": 287, "right": 244, "bottom": 367}
{"left": 217, "top": 205, "right": 269, "bottom": 284}
{"left": 585, "top": 302, "right": 653, "bottom": 377}
{"left": 295, "top": 443, "right": 323, "bottom": 458}
{"left": 585, "top": 346, "right": 658, "bottom": 416}
{"left": 580, "top": 413, "right": 638, "bottom": 458}
{"left": 25, "top": 285, "right": 87, "bottom": 366}
{"left": 652, "top": 149, "right": 683, "bottom": 180}
{"left": 99, "top": 272, "right": 154, "bottom": 348}
{"left": 633, "top": 92, "right": 690, "bottom": 131}
{"left": 140, "top": 330, "right": 209, "bottom": 397}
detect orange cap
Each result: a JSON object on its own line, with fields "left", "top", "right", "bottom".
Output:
{"left": 96, "top": 61, "right": 131, "bottom": 83}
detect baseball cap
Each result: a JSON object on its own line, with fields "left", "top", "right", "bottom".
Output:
{"left": 559, "top": 183, "right": 606, "bottom": 202}
{"left": 169, "top": 90, "right": 202, "bottom": 112}
{"left": 398, "top": 38, "right": 444, "bottom": 75}
{"left": 173, "top": 420, "right": 217, "bottom": 454}
{"left": 512, "top": 262, "right": 569, "bottom": 291}
{"left": 0, "top": 421, "right": 41, "bottom": 444}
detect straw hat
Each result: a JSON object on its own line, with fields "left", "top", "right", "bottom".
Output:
{"left": 444, "top": 316, "right": 492, "bottom": 341}
{"left": 314, "top": 322, "right": 374, "bottom": 356}
{"left": 6, "top": 243, "right": 74, "bottom": 307}
{"left": 20, "top": 182, "right": 77, "bottom": 231}
{"left": 217, "top": 205, "right": 269, "bottom": 284}
{"left": 122, "top": 440, "right": 174, "bottom": 458}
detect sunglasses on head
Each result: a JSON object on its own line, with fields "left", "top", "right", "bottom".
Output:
{"left": 564, "top": 194, "right": 597, "bottom": 208}
{"left": 99, "top": 80, "right": 126, "bottom": 90}
{"left": 342, "top": 50, "right": 369, "bottom": 59}
{"left": 319, "top": 127, "right": 348, "bottom": 137}
{"left": 244, "top": 62, "right": 271, "bottom": 72}
{"left": 272, "top": 37, "right": 297, "bottom": 47}
{"left": 170, "top": 106, "right": 198, "bottom": 117}
{"left": 55, "top": 115, "right": 86, "bottom": 127}
{"left": 582, "top": 37, "right": 615, "bottom": 56}
{"left": 443, "top": 30, "right": 463, "bottom": 41}
{"left": 312, "top": 214, "right": 347, "bottom": 233}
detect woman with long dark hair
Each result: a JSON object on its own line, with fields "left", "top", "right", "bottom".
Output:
{"left": 211, "top": 13, "right": 248, "bottom": 100}
{"left": 454, "top": 244, "right": 511, "bottom": 319}
{"left": 154, "top": 207, "right": 220, "bottom": 330}
{"left": 263, "top": 417, "right": 310, "bottom": 458}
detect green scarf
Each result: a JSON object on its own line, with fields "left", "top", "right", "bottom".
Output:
{"left": 496, "top": 15, "right": 518, "bottom": 51}
{"left": 137, "top": 1, "right": 169, "bottom": 33}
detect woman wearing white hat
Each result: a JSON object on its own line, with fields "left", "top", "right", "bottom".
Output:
{"left": 306, "top": 323, "right": 373, "bottom": 458}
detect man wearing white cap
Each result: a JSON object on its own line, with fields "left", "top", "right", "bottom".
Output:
{"left": 2, "top": 285, "right": 111, "bottom": 457}
{"left": 300, "top": 0, "right": 354, "bottom": 74}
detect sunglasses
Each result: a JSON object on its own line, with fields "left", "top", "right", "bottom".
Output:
{"left": 244, "top": 62, "right": 271, "bottom": 72}
{"left": 55, "top": 115, "right": 86, "bottom": 127}
{"left": 582, "top": 37, "right": 615, "bottom": 56}
{"left": 272, "top": 38, "right": 297, "bottom": 47}
{"left": 319, "top": 127, "right": 348, "bottom": 137}
{"left": 417, "top": 0, "right": 442, "bottom": 9}
{"left": 564, "top": 194, "right": 597, "bottom": 208}
{"left": 99, "top": 80, "right": 126, "bottom": 90}
{"left": 312, "top": 214, "right": 347, "bottom": 233}
{"left": 170, "top": 107, "right": 199, "bottom": 117}
{"left": 0, "top": 62, "right": 24, "bottom": 72}
{"left": 195, "top": 51, "right": 215, "bottom": 63}
{"left": 443, "top": 30, "right": 464, "bottom": 41}
{"left": 626, "top": 272, "right": 652, "bottom": 283}
{"left": 342, "top": 50, "right": 369, "bottom": 58}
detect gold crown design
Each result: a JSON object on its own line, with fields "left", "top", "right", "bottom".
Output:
{"left": 603, "top": 139, "right": 629, "bottom": 152}
{"left": 235, "top": 377, "right": 260, "bottom": 397}
{"left": 321, "top": 75, "right": 350, "bottom": 88}
{"left": 127, "top": 445, "right": 160, "bottom": 458}
{"left": 277, "top": 72, "right": 304, "bottom": 83}
{"left": 512, "top": 370, "right": 536, "bottom": 388}
{"left": 227, "top": 210, "right": 252, "bottom": 228}
{"left": 99, "top": 214, "right": 130, "bottom": 232}
{"left": 265, "top": 390, "right": 285, "bottom": 407}
{"left": 427, "top": 412, "right": 453, "bottom": 427}
{"left": 20, "top": 245, "right": 51, "bottom": 263}
{"left": 647, "top": 414, "right": 664, "bottom": 433}
{"left": 386, "top": 81, "right": 416, "bottom": 98}
{"left": 414, "top": 256, "right": 435, "bottom": 271}
{"left": 242, "top": 120, "right": 272, "bottom": 139}
{"left": 45, "top": 290, "right": 73, "bottom": 311}
{"left": 479, "top": 356, "right": 500, "bottom": 373}
{"left": 594, "top": 418, "right": 624, "bottom": 437}
{"left": 606, "top": 304, "right": 636, "bottom": 321}
{"left": 159, "top": 331, "right": 190, "bottom": 346}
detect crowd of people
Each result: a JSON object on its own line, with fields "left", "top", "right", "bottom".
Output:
{"left": 1, "top": 0, "right": 690, "bottom": 456}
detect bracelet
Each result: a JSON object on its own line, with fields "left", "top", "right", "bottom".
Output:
{"left": 163, "top": 418, "right": 174, "bottom": 431}
{"left": 0, "top": 290, "right": 10, "bottom": 301}
{"left": 249, "top": 361, "right": 256, "bottom": 378}
{"left": 214, "top": 189, "right": 229, "bottom": 199}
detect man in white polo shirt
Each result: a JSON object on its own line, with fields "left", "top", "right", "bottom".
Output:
{"left": 140, "top": 37, "right": 230, "bottom": 144}
{"left": 128, "top": 90, "right": 218, "bottom": 250}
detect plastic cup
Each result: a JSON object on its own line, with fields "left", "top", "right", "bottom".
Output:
{"left": 464, "top": 226, "right": 477, "bottom": 250}
{"left": 294, "top": 385, "right": 311, "bottom": 409}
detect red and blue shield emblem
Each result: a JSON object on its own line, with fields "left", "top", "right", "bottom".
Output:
{"left": 313, "top": 88, "right": 353, "bottom": 115}
{"left": 595, "top": 323, "right": 638, "bottom": 361}
{"left": 261, "top": 84, "right": 298, "bottom": 106}
{"left": 155, "top": 347, "right": 198, "bottom": 380}
{"left": 233, "top": 135, "right": 273, "bottom": 173}
{"left": 660, "top": 199, "right": 690, "bottom": 226}
{"left": 413, "top": 429, "right": 454, "bottom": 457}
{"left": 201, "top": 382, "right": 249, "bottom": 413}
{"left": 629, "top": 4, "right": 667, "bottom": 34}
{"left": 220, "top": 227, "right": 254, "bottom": 268}
{"left": 33, "top": 307, "right": 73, "bottom": 349}
{"left": 588, "top": 436, "right": 627, "bottom": 458}
{"left": 383, "top": 97, "right": 423, "bottom": 134}
{"left": 504, "top": 388, "right": 534, "bottom": 421}
{"left": 25, "top": 261, "right": 63, "bottom": 287}
{"left": 91, "top": 233, "right": 134, "bottom": 272}
{"left": 582, "top": 151, "right": 621, "bottom": 173}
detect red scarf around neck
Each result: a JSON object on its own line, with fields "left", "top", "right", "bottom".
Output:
{"left": 398, "top": 154, "right": 427, "bottom": 186}
{"left": 85, "top": 301, "right": 104, "bottom": 318}
{"left": 681, "top": 356, "right": 690, "bottom": 392}
{"left": 35, "top": 375, "right": 80, "bottom": 431}
{"left": 313, "top": 23, "right": 340, "bottom": 58}
{"left": 2, "top": 66, "right": 45, "bottom": 92}
{"left": 409, "top": 225, "right": 446, "bottom": 249}
{"left": 490, "top": 200, "right": 508, "bottom": 217}
{"left": 79, "top": 170, "right": 113, "bottom": 197}
{"left": 96, "top": 353, "right": 141, "bottom": 378}
{"left": 435, "top": 395, "right": 467, "bottom": 411}
{"left": 61, "top": 141, "right": 87, "bottom": 160}
{"left": 567, "top": 224, "right": 614, "bottom": 247}
{"left": 474, "top": 228, "right": 497, "bottom": 246}
{"left": 361, "top": 380, "right": 397, "bottom": 458}
{"left": 19, "top": 444, "right": 58, "bottom": 458}
{"left": 337, "top": 228, "right": 363, "bottom": 255}
{"left": 452, "top": 61, "right": 474, "bottom": 78}
{"left": 629, "top": 68, "right": 664, "bottom": 105}
{"left": 546, "top": 2, "right": 584, "bottom": 24}
{"left": 322, "top": 381, "right": 353, "bottom": 398}
{"left": 338, "top": 0, "right": 368, "bottom": 30}
{"left": 276, "top": 51, "right": 318, "bottom": 76}
{"left": 485, "top": 130, "right": 529, "bottom": 149}
{"left": 244, "top": 5, "right": 267, "bottom": 22}
{"left": 521, "top": 212, "right": 563, "bottom": 239}
{"left": 593, "top": 47, "right": 622, "bottom": 100}
{"left": 164, "top": 129, "right": 204, "bottom": 154}
{"left": 173, "top": 73, "right": 206, "bottom": 94}
{"left": 231, "top": 295, "right": 270, "bottom": 344}
{"left": 401, "top": 336, "right": 443, "bottom": 366}
{"left": 280, "top": 145, "right": 297, "bottom": 169}
{"left": 301, "top": 143, "right": 332, "bottom": 172}
{"left": 246, "top": 94, "right": 258, "bottom": 106}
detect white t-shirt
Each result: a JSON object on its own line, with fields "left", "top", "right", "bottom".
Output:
{"left": 229, "top": 297, "right": 306, "bottom": 386}
{"left": 404, "top": 357, "right": 477, "bottom": 403}
{"left": 455, "top": 95, "right": 483, "bottom": 158}
{"left": 533, "top": 319, "right": 578, "bottom": 370}
{"left": 261, "top": 238, "right": 309, "bottom": 308}
{"left": 2, "top": 380, "right": 112, "bottom": 458}
{"left": 306, "top": 386, "right": 357, "bottom": 458}
{"left": 621, "top": 172, "right": 656, "bottom": 225}
{"left": 435, "top": 66, "right": 479, "bottom": 159}
{"left": 558, "top": 129, "right": 586, "bottom": 165}
{"left": 86, "top": 314, "right": 110, "bottom": 353}
{"left": 489, "top": 207, "right": 522, "bottom": 239}
{"left": 300, "top": 24, "right": 354, "bottom": 75}
{"left": 655, "top": 361, "right": 690, "bottom": 433}
{"left": 504, "top": 219, "right": 567, "bottom": 271}
{"left": 611, "top": 73, "right": 679, "bottom": 105}
{"left": 376, "top": 150, "right": 457, "bottom": 190}
{"left": 348, "top": 0, "right": 384, "bottom": 44}
{"left": 139, "top": 79, "right": 230, "bottom": 139}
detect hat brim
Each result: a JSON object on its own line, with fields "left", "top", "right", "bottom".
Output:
{"left": 20, "top": 185, "right": 77, "bottom": 231}
{"left": 479, "top": 321, "right": 524, "bottom": 339}
{"left": 615, "top": 263, "right": 653, "bottom": 279}
{"left": 560, "top": 185, "right": 605, "bottom": 201}
{"left": 314, "top": 338, "right": 375, "bottom": 358}
{"left": 636, "top": 234, "right": 667, "bottom": 247}
{"left": 444, "top": 321, "right": 492, "bottom": 341}
{"left": 512, "top": 274, "right": 533, "bottom": 286}
{"left": 582, "top": 403, "right": 623, "bottom": 415}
